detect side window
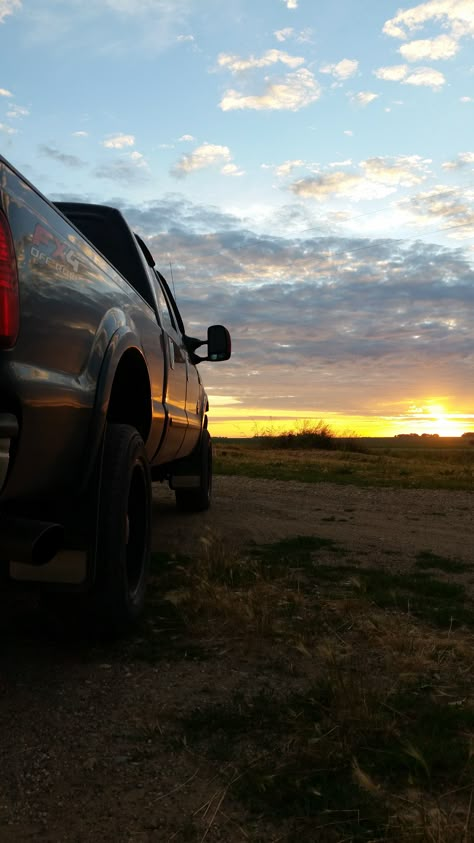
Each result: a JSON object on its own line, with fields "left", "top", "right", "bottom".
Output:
{"left": 156, "top": 270, "right": 186, "bottom": 335}
{"left": 153, "top": 272, "right": 177, "bottom": 334}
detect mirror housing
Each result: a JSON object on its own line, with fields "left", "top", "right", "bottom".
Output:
{"left": 184, "top": 325, "right": 231, "bottom": 363}
{"left": 207, "top": 324, "right": 231, "bottom": 361}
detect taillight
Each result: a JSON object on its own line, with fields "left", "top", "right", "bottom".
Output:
{"left": 0, "top": 210, "right": 19, "bottom": 348}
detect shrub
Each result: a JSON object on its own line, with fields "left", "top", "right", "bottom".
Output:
{"left": 254, "top": 420, "right": 336, "bottom": 450}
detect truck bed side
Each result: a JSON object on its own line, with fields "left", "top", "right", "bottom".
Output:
{"left": 0, "top": 157, "right": 166, "bottom": 515}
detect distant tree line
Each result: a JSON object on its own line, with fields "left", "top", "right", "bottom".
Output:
{"left": 395, "top": 433, "right": 439, "bottom": 439}
{"left": 395, "top": 432, "right": 474, "bottom": 441}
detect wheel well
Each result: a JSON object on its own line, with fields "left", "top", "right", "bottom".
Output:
{"left": 107, "top": 349, "right": 151, "bottom": 442}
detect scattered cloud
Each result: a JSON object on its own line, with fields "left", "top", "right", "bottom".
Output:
{"left": 72, "top": 130, "right": 88, "bottom": 137}
{"left": 178, "top": 134, "right": 194, "bottom": 142}
{"left": 349, "top": 91, "right": 379, "bottom": 106}
{"left": 130, "top": 150, "right": 148, "bottom": 165}
{"left": 0, "top": 122, "right": 17, "bottom": 134}
{"left": 220, "top": 68, "right": 321, "bottom": 112}
{"left": 289, "top": 171, "right": 363, "bottom": 200}
{"left": 383, "top": 1, "right": 474, "bottom": 42}
{"left": 102, "top": 133, "right": 135, "bottom": 149}
{"left": 171, "top": 142, "right": 233, "bottom": 178}
{"left": 95, "top": 150, "right": 149, "bottom": 183}
{"left": 275, "top": 27, "right": 293, "bottom": 42}
{"left": 399, "top": 185, "right": 474, "bottom": 237}
{"left": 38, "top": 144, "right": 86, "bottom": 168}
{"left": 344, "top": 129, "right": 354, "bottom": 136}
{"left": 399, "top": 33, "right": 459, "bottom": 61}
{"left": 442, "top": 151, "right": 474, "bottom": 170}
{"left": 6, "top": 104, "right": 29, "bottom": 118}
{"left": 460, "top": 95, "right": 473, "bottom": 102}
{"left": 374, "top": 64, "right": 445, "bottom": 89}
{"left": 285, "top": 156, "right": 431, "bottom": 204}
{"left": 404, "top": 66, "right": 446, "bottom": 88}
{"left": 176, "top": 34, "right": 194, "bottom": 43}
{"left": 374, "top": 64, "right": 409, "bottom": 82}
{"left": 361, "top": 155, "right": 431, "bottom": 185}
{"left": 274, "top": 159, "right": 306, "bottom": 177}
{"left": 221, "top": 163, "right": 245, "bottom": 177}
{"left": 320, "top": 58, "right": 359, "bottom": 81}
{"left": 0, "top": 0, "right": 20, "bottom": 24}
{"left": 295, "top": 28, "right": 313, "bottom": 43}
{"left": 217, "top": 49, "right": 304, "bottom": 73}
{"left": 0, "top": 87, "right": 13, "bottom": 97}
{"left": 284, "top": 0, "right": 298, "bottom": 8}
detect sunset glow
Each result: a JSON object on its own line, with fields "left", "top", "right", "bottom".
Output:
{"left": 206, "top": 396, "right": 474, "bottom": 437}
{"left": 208, "top": 400, "right": 474, "bottom": 439}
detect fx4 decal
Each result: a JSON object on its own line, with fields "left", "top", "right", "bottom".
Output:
{"left": 31, "top": 224, "right": 80, "bottom": 274}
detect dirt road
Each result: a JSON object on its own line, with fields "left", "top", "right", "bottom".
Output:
{"left": 154, "top": 475, "right": 474, "bottom": 573}
{"left": 1, "top": 477, "right": 473, "bottom": 842}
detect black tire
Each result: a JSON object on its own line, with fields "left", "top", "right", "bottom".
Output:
{"left": 175, "top": 430, "right": 212, "bottom": 513}
{"left": 91, "top": 422, "right": 151, "bottom": 629}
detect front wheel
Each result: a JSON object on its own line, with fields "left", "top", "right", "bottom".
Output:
{"left": 175, "top": 429, "right": 212, "bottom": 513}
{"left": 91, "top": 423, "right": 151, "bottom": 629}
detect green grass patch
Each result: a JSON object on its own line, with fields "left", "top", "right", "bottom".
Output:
{"left": 314, "top": 563, "right": 474, "bottom": 629}
{"left": 215, "top": 441, "right": 474, "bottom": 490}
{"left": 245, "top": 538, "right": 474, "bottom": 630}
{"left": 180, "top": 678, "right": 474, "bottom": 841}
{"left": 250, "top": 534, "right": 344, "bottom": 571}
{"left": 415, "top": 550, "right": 472, "bottom": 574}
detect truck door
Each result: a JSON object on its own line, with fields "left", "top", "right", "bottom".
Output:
{"left": 152, "top": 272, "right": 189, "bottom": 459}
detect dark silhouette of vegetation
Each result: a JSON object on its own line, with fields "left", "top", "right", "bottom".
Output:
{"left": 254, "top": 420, "right": 334, "bottom": 450}
{"left": 395, "top": 432, "right": 440, "bottom": 439}
{"left": 253, "top": 420, "right": 364, "bottom": 452}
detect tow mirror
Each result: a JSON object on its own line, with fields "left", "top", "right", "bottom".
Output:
{"left": 184, "top": 325, "right": 231, "bottom": 363}
{"left": 207, "top": 325, "right": 231, "bottom": 361}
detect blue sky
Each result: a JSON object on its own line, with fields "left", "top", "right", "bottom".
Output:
{"left": 1, "top": 0, "right": 473, "bottom": 436}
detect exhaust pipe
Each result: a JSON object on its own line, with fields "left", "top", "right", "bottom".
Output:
{"left": 0, "top": 517, "right": 64, "bottom": 566}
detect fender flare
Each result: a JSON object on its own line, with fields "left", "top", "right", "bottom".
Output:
{"left": 79, "top": 326, "right": 150, "bottom": 496}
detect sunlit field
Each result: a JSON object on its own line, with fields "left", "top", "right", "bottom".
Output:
{"left": 214, "top": 431, "right": 474, "bottom": 491}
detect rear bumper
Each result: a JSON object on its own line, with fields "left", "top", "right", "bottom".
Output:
{"left": 0, "top": 413, "right": 18, "bottom": 491}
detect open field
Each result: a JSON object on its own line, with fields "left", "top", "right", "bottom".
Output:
{"left": 214, "top": 437, "right": 474, "bottom": 491}
{"left": 1, "top": 444, "right": 473, "bottom": 842}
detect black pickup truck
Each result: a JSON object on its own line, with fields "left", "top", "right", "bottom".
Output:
{"left": 0, "top": 155, "right": 231, "bottom": 629}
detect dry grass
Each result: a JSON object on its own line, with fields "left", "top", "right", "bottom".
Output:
{"left": 151, "top": 531, "right": 474, "bottom": 842}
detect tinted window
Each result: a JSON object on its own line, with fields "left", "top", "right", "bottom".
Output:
{"left": 153, "top": 272, "right": 177, "bottom": 333}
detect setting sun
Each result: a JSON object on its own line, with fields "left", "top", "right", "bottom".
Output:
{"left": 405, "top": 402, "right": 471, "bottom": 438}
{"left": 424, "top": 405, "right": 460, "bottom": 437}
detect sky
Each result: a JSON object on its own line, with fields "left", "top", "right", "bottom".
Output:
{"left": 1, "top": 0, "right": 473, "bottom": 438}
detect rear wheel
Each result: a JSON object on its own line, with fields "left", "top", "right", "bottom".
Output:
{"left": 90, "top": 422, "right": 151, "bottom": 629}
{"left": 175, "top": 430, "right": 212, "bottom": 513}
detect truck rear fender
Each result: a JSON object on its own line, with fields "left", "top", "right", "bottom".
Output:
{"left": 80, "top": 328, "right": 152, "bottom": 495}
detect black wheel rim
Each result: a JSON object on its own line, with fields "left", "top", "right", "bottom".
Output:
{"left": 126, "top": 462, "right": 148, "bottom": 597}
